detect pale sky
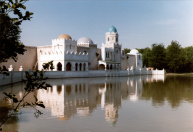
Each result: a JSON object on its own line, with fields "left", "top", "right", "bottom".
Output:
{"left": 20, "top": 0, "right": 193, "bottom": 49}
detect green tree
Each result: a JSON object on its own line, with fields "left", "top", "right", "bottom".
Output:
{"left": 0, "top": 71, "right": 51, "bottom": 130}
{"left": 42, "top": 61, "right": 55, "bottom": 71}
{"left": 149, "top": 43, "right": 166, "bottom": 70}
{"left": 141, "top": 47, "right": 151, "bottom": 67}
{"left": 124, "top": 48, "right": 131, "bottom": 54}
{"left": 0, "top": 0, "right": 33, "bottom": 63}
{"left": 166, "top": 41, "right": 184, "bottom": 73}
{"left": 181, "top": 46, "right": 193, "bottom": 72}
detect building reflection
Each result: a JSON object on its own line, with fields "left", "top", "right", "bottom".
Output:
{"left": 0, "top": 82, "right": 36, "bottom": 132}
{"left": 36, "top": 75, "right": 165, "bottom": 125}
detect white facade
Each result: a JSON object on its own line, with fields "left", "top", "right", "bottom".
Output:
{"left": 127, "top": 49, "right": 143, "bottom": 70}
{"left": 37, "top": 26, "right": 143, "bottom": 71}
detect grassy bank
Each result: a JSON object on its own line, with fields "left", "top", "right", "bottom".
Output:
{"left": 166, "top": 73, "right": 193, "bottom": 76}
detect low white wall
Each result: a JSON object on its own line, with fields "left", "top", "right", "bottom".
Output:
{"left": 0, "top": 69, "right": 165, "bottom": 86}
{"left": 0, "top": 71, "right": 25, "bottom": 86}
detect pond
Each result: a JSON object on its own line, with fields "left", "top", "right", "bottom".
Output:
{"left": 0, "top": 75, "right": 193, "bottom": 132}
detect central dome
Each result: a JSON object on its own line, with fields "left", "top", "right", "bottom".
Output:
{"left": 77, "top": 37, "right": 94, "bottom": 44}
{"left": 107, "top": 25, "right": 117, "bottom": 33}
{"left": 58, "top": 34, "right": 72, "bottom": 40}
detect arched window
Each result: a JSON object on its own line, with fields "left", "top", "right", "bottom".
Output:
{"left": 79, "top": 63, "right": 82, "bottom": 71}
{"left": 69, "top": 44, "right": 71, "bottom": 49}
{"left": 83, "top": 63, "right": 86, "bottom": 71}
{"left": 75, "top": 63, "right": 78, "bottom": 71}
{"left": 108, "top": 37, "right": 109, "bottom": 41}
{"left": 116, "top": 37, "right": 118, "bottom": 42}
{"left": 106, "top": 52, "right": 107, "bottom": 58}
{"left": 57, "top": 62, "right": 62, "bottom": 71}
{"left": 66, "top": 62, "right": 71, "bottom": 71}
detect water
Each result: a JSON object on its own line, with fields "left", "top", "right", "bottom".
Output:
{"left": 0, "top": 75, "right": 193, "bottom": 132}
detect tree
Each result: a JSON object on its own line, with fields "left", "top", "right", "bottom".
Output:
{"left": 124, "top": 48, "right": 131, "bottom": 54}
{"left": 0, "top": 0, "right": 33, "bottom": 63}
{"left": 141, "top": 47, "right": 151, "bottom": 67}
{"left": 166, "top": 41, "right": 184, "bottom": 73}
{"left": 149, "top": 43, "right": 166, "bottom": 70}
{"left": 42, "top": 61, "right": 55, "bottom": 71}
{"left": 0, "top": 14, "right": 26, "bottom": 62}
{"left": 0, "top": 70, "right": 51, "bottom": 131}
{"left": 181, "top": 46, "right": 193, "bottom": 72}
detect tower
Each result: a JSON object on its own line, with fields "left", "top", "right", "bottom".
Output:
{"left": 105, "top": 25, "right": 119, "bottom": 46}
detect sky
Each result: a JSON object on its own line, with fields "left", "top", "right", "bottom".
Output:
{"left": 20, "top": 0, "right": 193, "bottom": 49}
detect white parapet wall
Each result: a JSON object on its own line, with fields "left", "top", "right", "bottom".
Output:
{"left": 0, "top": 69, "right": 165, "bottom": 86}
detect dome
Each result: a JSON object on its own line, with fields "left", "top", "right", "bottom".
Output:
{"left": 58, "top": 34, "right": 72, "bottom": 40}
{"left": 77, "top": 37, "right": 94, "bottom": 44}
{"left": 130, "top": 49, "right": 139, "bottom": 54}
{"left": 107, "top": 25, "right": 117, "bottom": 33}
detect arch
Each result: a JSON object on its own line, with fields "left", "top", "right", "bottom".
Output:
{"left": 99, "top": 64, "right": 105, "bottom": 70}
{"left": 107, "top": 64, "right": 109, "bottom": 70}
{"left": 83, "top": 63, "right": 86, "bottom": 71}
{"left": 66, "top": 62, "right": 71, "bottom": 71}
{"left": 75, "top": 63, "right": 78, "bottom": 71}
{"left": 79, "top": 63, "right": 82, "bottom": 71}
{"left": 108, "top": 37, "right": 109, "bottom": 41}
{"left": 110, "top": 64, "right": 113, "bottom": 70}
{"left": 57, "top": 62, "right": 62, "bottom": 71}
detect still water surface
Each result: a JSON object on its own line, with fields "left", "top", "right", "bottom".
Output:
{"left": 0, "top": 75, "right": 193, "bottom": 132}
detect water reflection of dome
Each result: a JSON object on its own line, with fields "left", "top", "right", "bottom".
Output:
{"left": 129, "top": 94, "right": 138, "bottom": 102}
{"left": 77, "top": 107, "right": 90, "bottom": 116}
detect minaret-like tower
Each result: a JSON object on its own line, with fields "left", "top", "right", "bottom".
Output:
{"left": 105, "top": 25, "right": 119, "bottom": 46}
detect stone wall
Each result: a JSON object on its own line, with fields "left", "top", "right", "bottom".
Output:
{"left": 0, "top": 46, "right": 37, "bottom": 71}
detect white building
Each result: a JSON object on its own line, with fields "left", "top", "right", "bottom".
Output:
{"left": 0, "top": 26, "right": 143, "bottom": 71}
{"left": 37, "top": 26, "right": 143, "bottom": 71}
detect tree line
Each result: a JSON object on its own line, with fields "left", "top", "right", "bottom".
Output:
{"left": 124, "top": 41, "right": 193, "bottom": 73}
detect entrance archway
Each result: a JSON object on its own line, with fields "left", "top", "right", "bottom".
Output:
{"left": 57, "top": 62, "right": 62, "bottom": 71}
{"left": 99, "top": 64, "right": 105, "bottom": 70}
{"left": 66, "top": 62, "right": 71, "bottom": 71}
